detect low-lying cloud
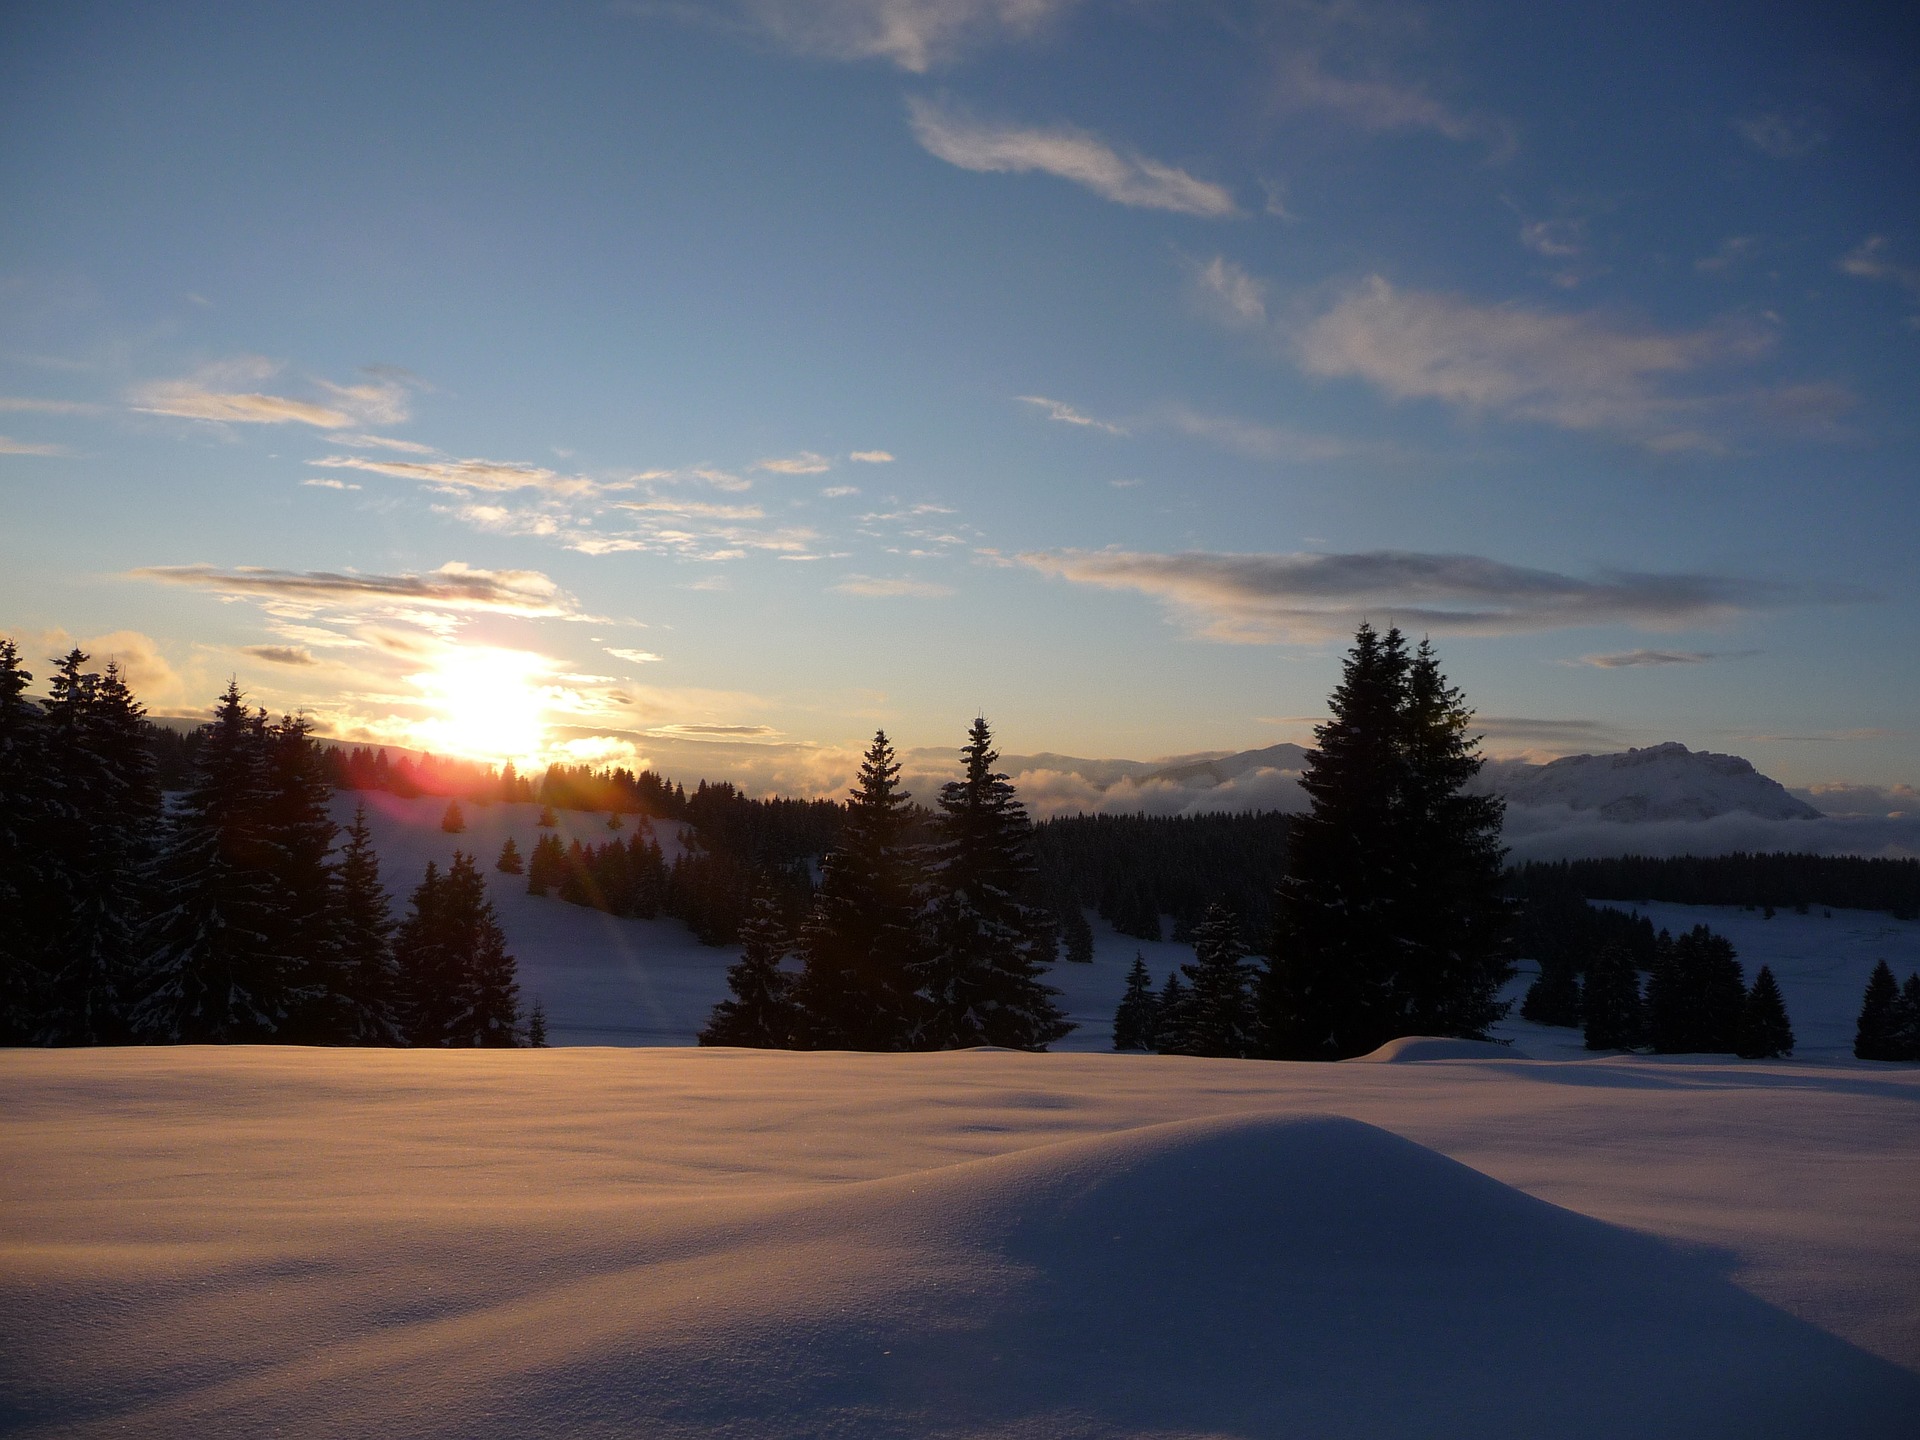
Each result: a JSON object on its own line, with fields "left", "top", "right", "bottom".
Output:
{"left": 910, "top": 98, "right": 1237, "bottom": 217}
{"left": 1020, "top": 548, "right": 1822, "bottom": 642}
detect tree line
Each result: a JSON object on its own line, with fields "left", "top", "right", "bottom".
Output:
{"left": 1511, "top": 853, "right": 1920, "bottom": 921}
{"left": 1, "top": 641, "right": 531, "bottom": 1047}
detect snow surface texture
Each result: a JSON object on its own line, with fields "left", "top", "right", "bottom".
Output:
{"left": 4, "top": 1048, "right": 1917, "bottom": 1438}
{"left": 332, "top": 793, "right": 1920, "bottom": 1054}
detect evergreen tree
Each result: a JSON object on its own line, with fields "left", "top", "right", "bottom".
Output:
{"left": 699, "top": 894, "right": 799, "bottom": 1047}
{"left": 1898, "top": 974, "right": 1920, "bottom": 1062}
{"left": 1581, "top": 945, "right": 1643, "bottom": 1052}
{"left": 916, "top": 718, "right": 1069, "bottom": 1051}
{"left": 526, "top": 997, "right": 549, "bottom": 1047}
{"left": 1260, "top": 623, "right": 1410, "bottom": 1059}
{"left": 1153, "top": 969, "right": 1191, "bottom": 1055}
{"left": 1735, "top": 966, "right": 1794, "bottom": 1059}
{"left": 261, "top": 714, "right": 346, "bottom": 1043}
{"left": 396, "top": 852, "right": 519, "bottom": 1046}
{"left": 606, "top": 811, "right": 624, "bottom": 831}
{"left": 1854, "top": 961, "right": 1901, "bottom": 1061}
{"left": 0, "top": 638, "right": 48, "bottom": 1042}
{"left": 1061, "top": 904, "right": 1095, "bottom": 964}
{"left": 1176, "top": 903, "right": 1257, "bottom": 1058}
{"left": 133, "top": 683, "right": 307, "bottom": 1041}
{"left": 330, "top": 805, "right": 402, "bottom": 1044}
{"left": 441, "top": 800, "right": 465, "bottom": 834}
{"left": 1520, "top": 959, "right": 1583, "bottom": 1028}
{"left": 791, "top": 731, "right": 928, "bottom": 1051}
{"left": 496, "top": 836, "right": 523, "bottom": 874}
{"left": 1646, "top": 925, "right": 1745, "bottom": 1053}
{"left": 1112, "top": 954, "right": 1157, "bottom": 1051}
{"left": 526, "top": 832, "right": 566, "bottom": 895}
{"left": 537, "top": 804, "right": 557, "bottom": 828}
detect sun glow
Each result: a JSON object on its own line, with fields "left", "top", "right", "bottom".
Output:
{"left": 409, "top": 646, "right": 552, "bottom": 763}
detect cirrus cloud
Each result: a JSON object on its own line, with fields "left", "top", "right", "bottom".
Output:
{"left": 130, "top": 560, "right": 587, "bottom": 620}
{"left": 909, "top": 97, "right": 1237, "bottom": 217}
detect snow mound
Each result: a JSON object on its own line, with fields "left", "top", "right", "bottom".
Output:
{"left": 32, "top": 1109, "right": 1911, "bottom": 1439}
{"left": 1349, "top": 1035, "right": 1525, "bottom": 1062}
{"left": 1492, "top": 742, "right": 1822, "bottom": 822}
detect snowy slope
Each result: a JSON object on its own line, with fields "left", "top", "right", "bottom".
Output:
{"left": 1488, "top": 742, "right": 1822, "bottom": 821}
{"left": 4, "top": 1046, "right": 1916, "bottom": 1437}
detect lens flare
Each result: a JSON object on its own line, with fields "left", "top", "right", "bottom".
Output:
{"left": 410, "top": 646, "right": 550, "bottom": 763}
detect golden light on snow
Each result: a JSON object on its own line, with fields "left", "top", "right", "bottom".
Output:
{"left": 409, "top": 645, "right": 551, "bottom": 763}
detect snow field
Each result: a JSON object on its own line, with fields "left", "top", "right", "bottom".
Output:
{"left": 3, "top": 1045, "right": 1916, "bottom": 1437}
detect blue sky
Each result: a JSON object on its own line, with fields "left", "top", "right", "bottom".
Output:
{"left": 1, "top": 0, "right": 1915, "bottom": 795}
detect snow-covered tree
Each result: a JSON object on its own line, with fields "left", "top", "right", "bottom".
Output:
{"left": 699, "top": 894, "right": 798, "bottom": 1048}
{"left": 916, "top": 718, "right": 1069, "bottom": 1051}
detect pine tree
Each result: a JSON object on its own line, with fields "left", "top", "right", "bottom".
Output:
{"left": 1112, "top": 954, "right": 1157, "bottom": 1051}
{"left": 1736, "top": 966, "right": 1794, "bottom": 1059}
{"left": 330, "top": 805, "right": 402, "bottom": 1044}
{"left": 1261, "top": 623, "right": 1410, "bottom": 1059}
{"left": 496, "top": 836, "right": 524, "bottom": 874}
{"left": 606, "top": 811, "right": 624, "bottom": 832}
{"left": 917, "top": 718, "right": 1070, "bottom": 1051}
{"left": 1898, "top": 974, "right": 1920, "bottom": 1062}
{"left": 1521, "top": 959, "right": 1583, "bottom": 1028}
{"left": 1177, "top": 903, "right": 1257, "bottom": 1058}
{"left": 526, "top": 997, "right": 549, "bottom": 1047}
{"left": 1153, "top": 969, "right": 1191, "bottom": 1055}
{"left": 133, "top": 683, "right": 307, "bottom": 1042}
{"left": 0, "top": 638, "right": 48, "bottom": 1042}
{"left": 1647, "top": 925, "right": 1744, "bottom": 1053}
{"left": 1061, "top": 905, "right": 1095, "bottom": 964}
{"left": 526, "top": 832, "right": 565, "bottom": 895}
{"left": 262, "top": 714, "right": 346, "bottom": 1043}
{"left": 791, "top": 731, "right": 928, "bottom": 1051}
{"left": 537, "top": 804, "right": 557, "bottom": 828}
{"left": 699, "top": 895, "right": 799, "bottom": 1047}
{"left": 1852, "top": 960, "right": 1900, "bottom": 1061}
{"left": 1581, "top": 945, "right": 1643, "bottom": 1052}
{"left": 397, "top": 852, "right": 519, "bottom": 1046}
{"left": 441, "top": 800, "right": 465, "bottom": 834}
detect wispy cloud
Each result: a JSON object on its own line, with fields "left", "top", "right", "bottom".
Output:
{"left": 822, "top": 484, "right": 861, "bottom": 497}
{"left": 1294, "top": 276, "right": 1774, "bottom": 449}
{"left": 129, "top": 359, "right": 414, "bottom": 430}
{"left": 1017, "top": 394, "right": 1126, "bottom": 434}
{"left": 606, "top": 647, "right": 664, "bottom": 665}
{"left": 1156, "top": 404, "right": 1381, "bottom": 464}
{"left": 240, "top": 644, "right": 320, "bottom": 667}
{"left": 722, "top": 0, "right": 1078, "bottom": 72}
{"left": 309, "top": 453, "right": 598, "bottom": 495}
{"left": 755, "top": 451, "right": 832, "bottom": 474}
{"left": 131, "top": 560, "right": 586, "bottom": 620}
{"left": 1275, "top": 51, "right": 1513, "bottom": 159}
{"left": 1735, "top": 108, "right": 1829, "bottom": 159}
{"left": 849, "top": 449, "right": 895, "bottom": 463}
{"left": 1573, "top": 648, "right": 1758, "bottom": 668}
{"left": 909, "top": 97, "right": 1237, "bottom": 217}
{"left": 338, "top": 431, "right": 438, "bottom": 454}
{"left": 1020, "top": 548, "right": 1838, "bottom": 643}
{"left": 301, "top": 476, "right": 361, "bottom": 491}
{"left": 1189, "top": 256, "right": 1269, "bottom": 328}
{"left": 0, "top": 396, "right": 101, "bottom": 415}
{"left": 617, "top": 497, "right": 766, "bottom": 520}
{"left": 1839, "top": 235, "right": 1920, "bottom": 300}
{"left": 833, "top": 574, "right": 955, "bottom": 598}
{"left": 0, "top": 436, "right": 69, "bottom": 455}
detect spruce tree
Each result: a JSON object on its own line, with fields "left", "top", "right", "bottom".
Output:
{"left": 496, "top": 836, "right": 524, "bottom": 874}
{"left": 441, "top": 799, "right": 465, "bottom": 833}
{"left": 331, "top": 805, "right": 402, "bottom": 1044}
{"left": 1735, "top": 966, "right": 1794, "bottom": 1059}
{"left": 262, "top": 714, "right": 345, "bottom": 1043}
{"left": 1581, "top": 945, "right": 1643, "bottom": 1052}
{"left": 1260, "top": 623, "right": 1411, "bottom": 1059}
{"left": 917, "top": 718, "right": 1069, "bottom": 1051}
{"left": 1899, "top": 974, "right": 1920, "bottom": 1062}
{"left": 699, "top": 894, "right": 799, "bottom": 1047}
{"left": 537, "top": 803, "right": 557, "bottom": 828}
{"left": 1178, "top": 903, "right": 1257, "bottom": 1058}
{"left": 397, "top": 852, "right": 519, "bottom": 1046}
{"left": 1521, "top": 959, "right": 1583, "bottom": 1028}
{"left": 1061, "top": 905, "right": 1095, "bottom": 964}
{"left": 1852, "top": 960, "right": 1900, "bottom": 1061}
{"left": 1646, "top": 925, "right": 1744, "bottom": 1053}
{"left": 526, "top": 998, "right": 549, "bottom": 1047}
{"left": 0, "top": 638, "right": 48, "bottom": 1042}
{"left": 791, "top": 731, "right": 927, "bottom": 1051}
{"left": 1154, "top": 969, "right": 1191, "bottom": 1055}
{"left": 133, "top": 683, "right": 307, "bottom": 1042}
{"left": 1112, "top": 954, "right": 1157, "bottom": 1051}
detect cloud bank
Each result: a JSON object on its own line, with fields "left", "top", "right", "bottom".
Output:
{"left": 1020, "top": 548, "right": 1819, "bottom": 642}
{"left": 910, "top": 98, "right": 1237, "bottom": 216}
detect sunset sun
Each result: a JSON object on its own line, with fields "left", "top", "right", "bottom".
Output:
{"left": 410, "top": 647, "right": 550, "bottom": 763}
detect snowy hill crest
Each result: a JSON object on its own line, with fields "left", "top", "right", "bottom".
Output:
{"left": 1485, "top": 742, "right": 1822, "bottom": 822}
